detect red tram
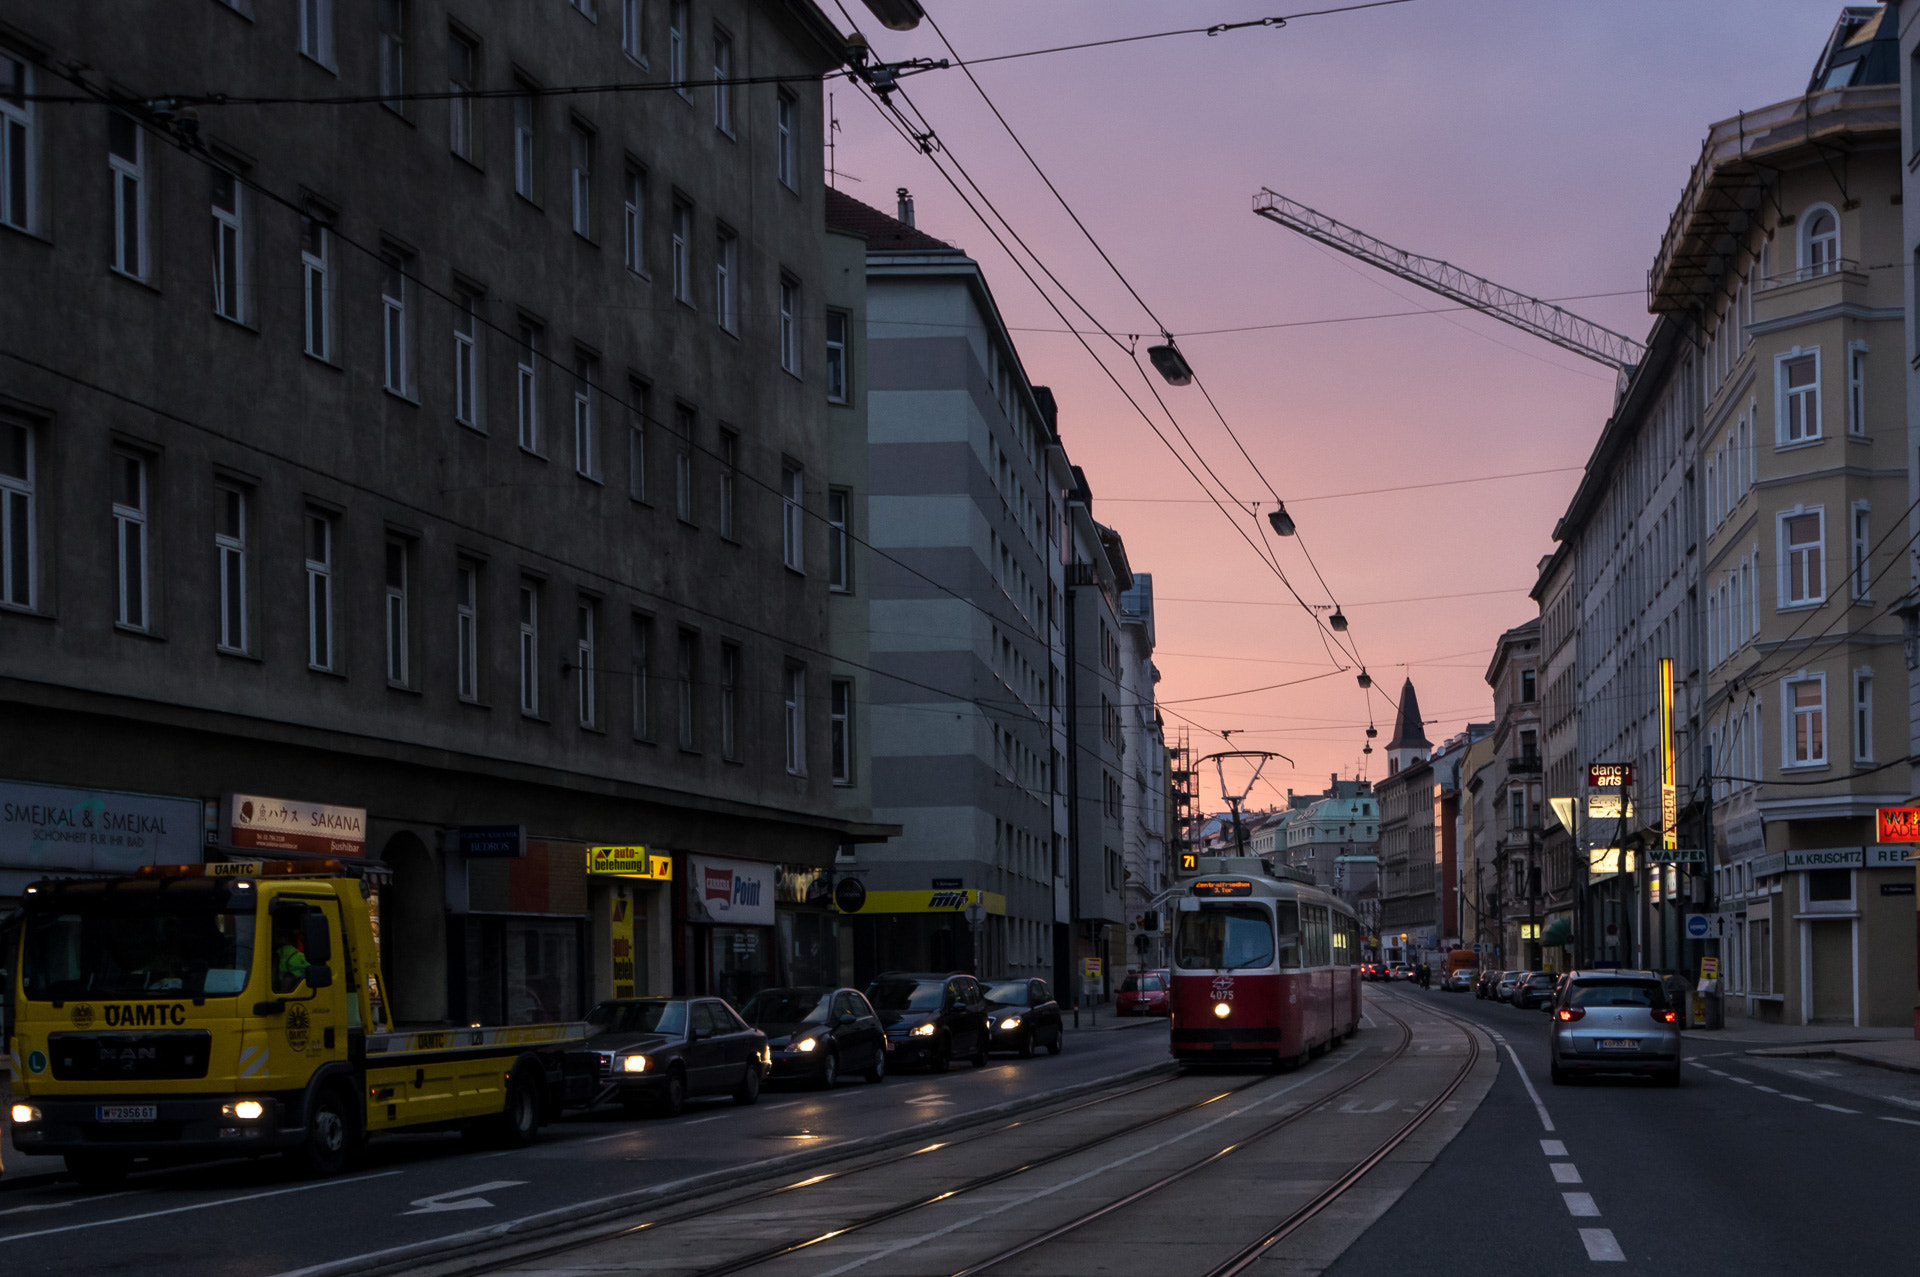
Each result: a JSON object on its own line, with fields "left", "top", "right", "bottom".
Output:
{"left": 1168, "top": 858, "right": 1362, "bottom": 1066}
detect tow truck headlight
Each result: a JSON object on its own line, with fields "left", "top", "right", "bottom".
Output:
{"left": 999, "top": 1016, "right": 1023, "bottom": 1030}
{"left": 911, "top": 1022, "right": 937, "bottom": 1037}
{"left": 1212, "top": 1002, "right": 1231, "bottom": 1019}
{"left": 10, "top": 1104, "right": 40, "bottom": 1124}
{"left": 621, "top": 1054, "right": 650, "bottom": 1073}
{"left": 795, "top": 1036, "right": 818, "bottom": 1052}
{"left": 222, "top": 1100, "right": 265, "bottom": 1121}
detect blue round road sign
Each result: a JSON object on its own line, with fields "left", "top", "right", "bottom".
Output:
{"left": 1685, "top": 914, "right": 1711, "bottom": 939}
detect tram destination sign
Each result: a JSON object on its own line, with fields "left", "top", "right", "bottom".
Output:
{"left": 1588, "top": 763, "right": 1634, "bottom": 788}
{"left": 1191, "top": 880, "right": 1254, "bottom": 897}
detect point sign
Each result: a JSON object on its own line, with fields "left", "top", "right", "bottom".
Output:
{"left": 1685, "top": 914, "right": 1711, "bottom": 940}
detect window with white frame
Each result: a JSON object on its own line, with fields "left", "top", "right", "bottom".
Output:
{"left": 622, "top": 0, "right": 646, "bottom": 62}
{"left": 778, "top": 277, "right": 799, "bottom": 374}
{"left": 112, "top": 450, "right": 150, "bottom": 631}
{"left": 518, "top": 581, "right": 541, "bottom": 715}
{"left": 108, "top": 115, "right": 147, "bottom": 280}
{"left": 671, "top": 199, "right": 691, "bottom": 303}
{"left": 784, "top": 664, "right": 806, "bottom": 775}
{"left": 668, "top": 0, "right": 688, "bottom": 96}
{"left": 298, "top": 0, "right": 335, "bottom": 68}
{"left": 1803, "top": 206, "right": 1839, "bottom": 276}
{"left": 718, "top": 429, "right": 736, "bottom": 540}
{"left": 1848, "top": 343, "right": 1866, "bottom": 436}
{"left": 1778, "top": 350, "right": 1819, "bottom": 443}
{"left": 516, "top": 321, "right": 542, "bottom": 452}
{"left": 627, "top": 380, "right": 649, "bottom": 502}
{"left": 1784, "top": 674, "right": 1826, "bottom": 767}
{"left": 781, "top": 464, "right": 803, "bottom": 571}
{"left": 712, "top": 30, "right": 733, "bottom": 134}
{"left": 380, "top": 248, "right": 410, "bottom": 395}
{"left": 448, "top": 30, "right": 476, "bottom": 160}
{"left": 825, "top": 310, "right": 848, "bottom": 402}
{"left": 384, "top": 538, "right": 409, "bottom": 686}
{"left": 456, "top": 559, "right": 479, "bottom": 701}
{"left": 305, "top": 510, "right": 335, "bottom": 670}
{"left": 211, "top": 171, "right": 246, "bottom": 322}
{"left": 720, "top": 642, "right": 739, "bottom": 759}
{"left": 631, "top": 613, "right": 653, "bottom": 739}
{"left": 576, "top": 598, "right": 597, "bottom": 727}
{"left": 378, "top": 0, "right": 405, "bottom": 111}
{"left": 830, "top": 678, "right": 852, "bottom": 784}
{"left": 673, "top": 405, "right": 693, "bottom": 521}
{"left": 512, "top": 86, "right": 536, "bottom": 200}
{"left": 215, "top": 484, "right": 247, "bottom": 653}
{"left": 301, "top": 215, "right": 332, "bottom": 360}
{"left": 827, "top": 488, "right": 849, "bottom": 591}
{"left": 569, "top": 123, "right": 593, "bottom": 237}
{"left": 1780, "top": 509, "right": 1823, "bottom": 606}
{"left": 573, "top": 350, "right": 598, "bottom": 479}
{"left": 776, "top": 90, "right": 796, "bottom": 189}
{"left": 714, "top": 228, "right": 737, "bottom": 332}
{"left": 1851, "top": 501, "right": 1870, "bottom": 599}
{"left": 1853, "top": 668, "right": 1873, "bottom": 764}
{"left": 1, "top": 50, "right": 36, "bottom": 233}
{"left": 622, "top": 167, "right": 645, "bottom": 273}
{"left": 676, "top": 629, "right": 697, "bottom": 748}
{"left": 454, "top": 288, "right": 481, "bottom": 429}
{"left": 1, "top": 417, "right": 33, "bottom": 610}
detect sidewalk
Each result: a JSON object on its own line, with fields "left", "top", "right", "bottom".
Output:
{"left": 1696, "top": 1008, "right": 1920, "bottom": 1077}
{"left": 1064, "top": 1011, "right": 1165, "bottom": 1032}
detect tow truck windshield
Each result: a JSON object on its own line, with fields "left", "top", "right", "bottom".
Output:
{"left": 22, "top": 896, "right": 256, "bottom": 1001}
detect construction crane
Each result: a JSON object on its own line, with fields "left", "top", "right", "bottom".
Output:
{"left": 1252, "top": 189, "right": 1646, "bottom": 375}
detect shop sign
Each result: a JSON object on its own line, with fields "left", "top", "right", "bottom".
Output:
{"left": 1750, "top": 852, "right": 1786, "bottom": 879}
{"left": 1865, "top": 845, "right": 1916, "bottom": 869}
{"left": 833, "top": 877, "right": 868, "bottom": 913}
{"left": 831, "top": 888, "right": 1007, "bottom": 916}
{"left": 1648, "top": 848, "right": 1705, "bottom": 865}
{"left": 1875, "top": 807, "right": 1920, "bottom": 844}
{"left": 687, "top": 855, "right": 776, "bottom": 927}
{"left": 221, "top": 792, "right": 364, "bottom": 858}
{"left": 1882, "top": 883, "right": 1917, "bottom": 897}
{"left": 931, "top": 877, "right": 963, "bottom": 889}
{"left": 1587, "top": 847, "right": 1634, "bottom": 879}
{"left": 1082, "top": 957, "right": 1103, "bottom": 983}
{"left": 608, "top": 885, "right": 638, "bottom": 999}
{"left": 459, "top": 825, "right": 526, "bottom": 859}
{"left": 1783, "top": 848, "right": 1864, "bottom": 871}
{"left": 775, "top": 864, "right": 828, "bottom": 905}
{"left": 588, "top": 846, "right": 672, "bottom": 880}
{"left": 0, "top": 779, "right": 202, "bottom": 873}
{"left": 1587, "top": 794, "right": 1632, "bottom": 820}
{"left": 1700, "top": 956, "right": 1719, "bottom": 980}
{"left": 1588, "top": 763, "right": 1633, "bottom": 788}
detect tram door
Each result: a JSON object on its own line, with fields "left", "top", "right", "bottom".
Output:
{"left": 1302, "top": 904, "right": 1332, "bottom": 1046}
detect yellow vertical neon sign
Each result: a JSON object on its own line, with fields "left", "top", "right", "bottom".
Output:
{"left": 1659, "top": 657, "right": 1676, "bottom": 851}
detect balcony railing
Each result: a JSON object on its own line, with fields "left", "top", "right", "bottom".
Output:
{"left": 1507, "top": 754, "right": 1542, "bottom": 776}
{"left": 1755, "top": 259, "right": 1860, "bottom": 292}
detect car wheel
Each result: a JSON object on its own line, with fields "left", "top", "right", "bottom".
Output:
{"left": 1046, "top": 1027, "right": 1063, "bottom": 1055}
{"left": 971, "top": 1034, "right": 990, "bottom": 1068}
{"left": 864, "top": 1049, "right": 886, "bottom": 1084}
{"left": 733, "top": 1062, "right": 764, "bottom": 1105}
{"left": 930, "top": 1039, "right": 951, "bottom": 1073}
{"left": 1549, "top": 1061, "right": 1568, "bottom": 1086}
{"left": 64, "top": 1153, "right": 132, "bottom": 1191}
{"left": 294, "top": 1085, "right": 353, "bottom": 1178}
{"left": 816, "top": 1050, "right": 839, "bottom": 1091}
{"left": 656, "top": 1065, "right": 688, "bottom": 1117}
{"left": 1017, "top": 1029, "right": 1035, "bottom": 1059}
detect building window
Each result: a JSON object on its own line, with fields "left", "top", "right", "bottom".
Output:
{"left": 827, "top": 488, "right": 849, "bottom": 592}
{"left": 676, "top": 629, "right": 698, "bottom": 749}
{"left": 1802, "top": 206, "right": 1839, "bottom": 276}
{"left": 1, "top": 50, "right": 37, "bottom": 232}
{"left": 1847, "top": 344, "right": 1866, "bottom": 436}
{"left": 0, "top": 418, "right": 33, "bottom": 610}
{"left": 824, "top": 310, "right": 849, "bottom": 402}
{"left": 305, "top": 510, "right": 335, "bottom": 670}
{"left": 671, "top": 199, "right": 691, "bottom": 303}
{"left": 778, "top": 278, "right": 799, "bottom": 375}
{"left": 720, "top": 642, "right": 739, "bottom": 759}
{"left": 622, "top": 167, "right": 645, "bottom": 273}
{"left": 622, "top": 0, "right": 647, "bottom": 62}
{"left": 1853, "top": 669, "right": 1873, "bottom": 764}
{"left": 627, "top": 380, "right": 649, "bottom": 502}
{"left": 518, "top": 581, "right": 541, "bottom": 716}
{"left": 454, "top": 288, "right": 482, "bottom": 429}
{"left": 1784, "top": 675, "right": 1825, "bottom": 767}
{"left": 109, "top": 114, "right": 148, "bottom": 280}
{"left": 668, "top": 0, "right": 688, "bottom": 96}
{"left": 775, "top": 89, "right": 796, "bottom": 189}
{"left": 112, "top": 450, "right": 150, "bottom": 631}
{"left": 781, "top": 465, "right": 803, "bottom": 571}
{"left": 380, "top": 248, "right": 411, "bottom": 396}
{"left": 512, "top": 86, "right": 536, "bottom": 200}
{"left": 1519, "top": 668, "right": 1535, "bottom": 702}
{"left": 384, "top": 538, "right": 409, "bottom": 686}
{"left": 211, "top": 172, "right": 246, "bottom": 322}
{"left": 573, "top": 350, "right": 598, "bottom": 479}
{"left": 378, "top": 0, "right": 406, "bottom": 111}
{"left": 215, "top": 484, "right": 247, "bottom": 653}
{"left": 1780, "top": 509, "right": 1823, "bottom": 606}
{"left": 569, "top": 123, "right": 593, "bottom": 237}
{"left": 301, "top": 215, "right": 333, "bottom": 360}
{"left": 715, "top": 228, "right": 737, "bottom": 331}
{"left": 576, "top": 599, "right": 597, "bottom": 728}
{"left": 674, "top": 405, "right": 693, "bottom": 522}
{"left": 830, "top": 678, "right": 852, "bottom": 784}
{"left": 1778, "top": 350, "right": 1819, "bottom": 443}
{"left": 448, "top": 29, "right": 477, "bottom": 160}
{"left": 516, "top": 322, "right": 542, "bottom": 453}
{"left": 1851, "top": 501, "right": 1870, "bottom": 599}
{"left": 630, "top": 613, "right": 652, "bottom": 739}
{"left": 298, "top": 0, "right": 335, "bottom": 68}
{"left": 712, "top": 30, "right": 733, "bottom": 133}
{"left": 718, "top": 428, "right": 737, "bottom": 540}
{"left": 784, "top": 665, "right": 806, "bottom": 775}
{"left": 456, "top": 559, "right": 479, "bottom": 702}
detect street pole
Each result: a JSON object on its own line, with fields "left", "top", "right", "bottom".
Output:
{"left": 1702, "top": 742, "right": 1722, "bottom": 1029}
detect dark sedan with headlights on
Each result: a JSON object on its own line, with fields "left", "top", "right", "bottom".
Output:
{"left": 982, "top": 978, "right": 1064, "bottom": 1056}
{"left": 739, "top": 986, "right": 888, "bottom": 1088}
{"left": 866, "top": 973, "right": 991, "bottom": 1072}
{"left": 563, "top": 998, "right": 769, "bottom": 1117}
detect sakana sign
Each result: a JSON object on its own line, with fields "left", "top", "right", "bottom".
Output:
{"left": 221, "top": 792, "right": 366, "bottom": 857}
{"left": 686, "top": 855, "right": 776, "bottom": 927}
{"left": 0, "top": 780, "right": 202, "bottom": 873}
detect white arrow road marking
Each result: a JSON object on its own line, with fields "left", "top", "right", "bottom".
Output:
{"left": 400, "top": 1182, "right": 528, "bottom": 1216}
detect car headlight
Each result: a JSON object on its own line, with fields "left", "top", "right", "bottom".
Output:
{"left": 796, "top": 1036, "right": 818, "bottom": 1052}
{"left": 911, "top": 1022, "right": 937, "bottom": 1037}
{"left": 10, "top": 1104, "right": 40, "bottom": 1124}
{"left": 999, "top": 1016, "right": 1023, "bottom": 1030}
{"left": 622, "top": 1054, "right": 650, "bottom": 1073}
{"left": 221, "top": 1100, "right": 265, "bottom": 1121}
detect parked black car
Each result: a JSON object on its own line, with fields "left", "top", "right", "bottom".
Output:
{"left": 866, "top": 973, "right": 991, "bottom": 1072}
{"left": 1513, "top": 971, "right": 1558, "bottom": 1009}
{"left": 981, "top": 978, "right": 1064, "bottom": 1057}
{"left": 1475, "top": 969, "right": 1501, "bottom": 999}
{"left": 739, "top": 986, "right": 888, "bottom": 1088}
{"left": 564, "top": 998, "right": 769, "bottom": 1117}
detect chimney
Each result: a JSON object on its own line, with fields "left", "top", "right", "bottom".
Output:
{"left": 896, "top": 187, "right": 914, "bottom": 227}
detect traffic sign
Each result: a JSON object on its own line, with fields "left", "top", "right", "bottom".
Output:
{"left": 1685, "top": 914, "right": 1711, "bottom": 940}
{"left": 1876, "top": 806, "right": 1920, "bottom": 843}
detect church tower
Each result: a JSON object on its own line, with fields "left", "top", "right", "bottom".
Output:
{"left": 1385, "top": 678, "right": 1430, "bottom": 776}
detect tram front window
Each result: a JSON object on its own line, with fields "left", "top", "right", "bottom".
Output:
{"left": 1176, "top": 905, "right": 1275, "bottom": 970}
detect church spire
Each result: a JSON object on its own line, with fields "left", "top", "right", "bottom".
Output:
{"left": 1386, "top": 678, "right": 1430, "bottom": 775}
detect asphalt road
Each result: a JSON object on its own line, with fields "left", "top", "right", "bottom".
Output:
{"left": 1328, "top": 984, "right": 1920, "bottom": 1274}
{"left": 0, "top": 1019, "right": 1171, "bottom": 1277}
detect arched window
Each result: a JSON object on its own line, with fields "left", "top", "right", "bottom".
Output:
{"left": 1802, "top": 206, "right": 1840, "bottom": 277}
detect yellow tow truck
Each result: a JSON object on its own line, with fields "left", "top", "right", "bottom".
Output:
{"left": 4, "top": 861, "right": 588, "bottom": 1185}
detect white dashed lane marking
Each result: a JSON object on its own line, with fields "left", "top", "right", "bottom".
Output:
{"left": 1550, "top": 1163, "right": 1583, "bottom": 1184}
{"left": 1540, "top": 1139, "right": 1568, "bottom": 1157}
{"left": 1563, "top": 1192, "right": 1601, "bottom": 1218}
{"left": 1580, "top": 1227, "right": 1626, "bottom": 1262}
{"left": 1818, "top": 1104, "right": 1860, "bottom": 1114}
{"left": 1882, "top": 1116, "right": 1920, "bottom": 1127}
{"left": 1751, "top": 1084, "right": 1779, "bottom": 1094}
{"left": 1781, "top": 1094, "right": 1811, "bottom": 1103}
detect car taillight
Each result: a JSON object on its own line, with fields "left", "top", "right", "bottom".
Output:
{"left": 1556, "top": 1007, "right": 1584, "bottom": 1021}
{"left": 1657, "top": 1009, "right": 1677, "bottom": 1024}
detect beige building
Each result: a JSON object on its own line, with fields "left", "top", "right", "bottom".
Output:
{"left": 1484, "top": 623, "right": 1545, "bottom": 967}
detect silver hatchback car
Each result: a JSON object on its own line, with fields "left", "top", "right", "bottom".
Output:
{"left": 1547, "top": 970, "right": 1681, "bottom": 1085}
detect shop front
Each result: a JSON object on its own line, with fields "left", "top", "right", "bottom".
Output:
{"left": 448, "top": 838, "right": 590, "bottom": 1027}
{"left": 586, "top": 845, "right": 674, "bottom": 1003}
{"left": 1737, "top": 845, "right": 1917, "bottom": 1027}
{"left": 682, "top": 854, "right": 778, "bottom": 1006}
{"left": 0, "top": 778, "right": 202, "bottom": 907}
{"left": 835, "top": 887, "right": 1007, "bottom": 987}
{"left": 775, "top": 864, "right": 841, "bottom": 987}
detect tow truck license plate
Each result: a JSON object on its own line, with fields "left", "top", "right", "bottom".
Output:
{"left": 1598, "top": 1039, "right": 1635, "bottom": 1051}
{"left": 96, "top": 1105, "right": 158, "bottom": 1122}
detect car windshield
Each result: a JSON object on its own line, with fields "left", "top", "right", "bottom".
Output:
{"left": 22, "top": 895, "right": 256, "bottom": 1001}
{"left": 1176, "top": 905, "right": 1276, "bottom": 970}
{"left": 1568, "top": 980, "right": 1667, "bottom": 1009}
{"left": 738, "top": 989, "right": 829, "bottom": 1027}
{"left": 867, "top": 979, "right": 945, "bottom": 1012}
{"left": 983, "top": 981, "right": 1031, "bottom": 1005}
{"left": 588, "top": 1000, "right": 688, "bottom": 1035}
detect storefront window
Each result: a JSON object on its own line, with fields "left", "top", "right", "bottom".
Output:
{"left": 710, "top": 925, "right": 767, "bottom": 1007}
{"left": 780, "top": 909, "right": 837, "bottom": 987}
{"left": 504, "top": 918, "right": 582, "bottom": 1024}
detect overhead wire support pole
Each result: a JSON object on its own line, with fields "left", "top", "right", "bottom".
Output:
{"left": 1251, "top": 190, "right": 1647, "bottom": 374}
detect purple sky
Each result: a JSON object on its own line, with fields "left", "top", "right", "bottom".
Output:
{"left": 829, "top": 1, "right": 1844, "bottom": 810}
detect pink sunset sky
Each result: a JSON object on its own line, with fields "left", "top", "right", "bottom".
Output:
{"left": 828, "top": 1, "right": 1847, "bottom": 811}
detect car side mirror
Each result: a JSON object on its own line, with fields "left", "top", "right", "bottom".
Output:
{"left": 836, "top": 1013, "right": 857, "bottom": 1027}
{"left": 689, "top": 1026, "right": 709, "bottom": 1041}
{"left": 305, "top": 963, "right": 333, "bottom": 990}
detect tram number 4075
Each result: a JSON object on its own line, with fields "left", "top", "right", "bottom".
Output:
{"left": 1211, "top": 977, "right": 1235, "bottom": 1002}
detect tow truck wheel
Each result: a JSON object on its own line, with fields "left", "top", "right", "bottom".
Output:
{"left": 492, "top": 1071, "right": 542, "bottom": 1147}
{"left": 295, "top": 1085, "right": 352, "bottom": 1178}
{"left": 65, "top": 1153, "right": 131, "bottom": 1190}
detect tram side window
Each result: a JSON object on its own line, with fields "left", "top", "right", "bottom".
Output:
{"left": 1331, "top": 914, "right": 1350, "bottom": 964}
{"left": 1274, "top": 901, "right": 1300, "bottom": 969}
{"left": 1175, "top": 905, "right": 1274, "bottom": 970}
{"left": 1303, "top": 905, "right": 1330, "bottom": 968}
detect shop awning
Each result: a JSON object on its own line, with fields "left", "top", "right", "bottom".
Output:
{"left": 1541, "top": 917, "right": 1573, "bottom": 947}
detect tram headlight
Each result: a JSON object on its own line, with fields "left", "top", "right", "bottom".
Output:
{"left": 1212, "top": 1001, "right": 1231, "bottom": 1020}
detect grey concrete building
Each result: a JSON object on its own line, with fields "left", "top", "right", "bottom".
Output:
{"left": 1117, "top": 572, "right": 1166, "bottom": 972}
{"left": 0, "top": 0, "right": 891, "bottom": 1024}
{"left": 1485, "top": 621, "right": 1545, "bottom": 966}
